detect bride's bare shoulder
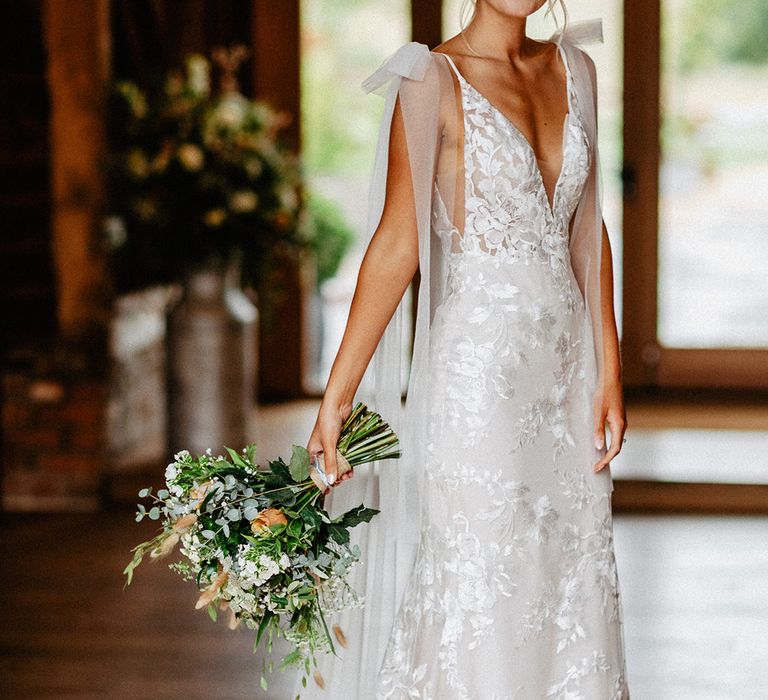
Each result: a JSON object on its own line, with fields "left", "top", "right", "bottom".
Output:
{"left": 430, "top": 34, "right": 469, "bottom": 63}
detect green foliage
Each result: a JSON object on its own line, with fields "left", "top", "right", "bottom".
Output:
{"left": 305, "top": 192, "right": 355, "bottom": 287}
{"left": 288, "top": 445, "right": 311, "bottom": 482}
{"left": 679, "top": 0, "right": 768, "bottom": 72}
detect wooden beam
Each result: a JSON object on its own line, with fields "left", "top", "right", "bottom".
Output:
{"left": 250, "top": 1, "right": 306, "bottom": 399}
{"left": 621, "top": 0, "right": 660, "bottom": 387}
{"left": 251, "top": 0, "right": 301, "bottom": 150}
{"left": 613, "top": 479, "right": 768, "bottom": 514}
{"left": 43, "top": 0, "right": 113, "bottom": 341}
{"left": 411, "top": 0, "right": 443, "bottom": 48}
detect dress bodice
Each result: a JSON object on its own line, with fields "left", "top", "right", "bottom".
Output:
{"left": 431, "top": 43, "right": 590, "bottom": 288}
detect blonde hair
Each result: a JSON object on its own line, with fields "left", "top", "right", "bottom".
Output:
{"left": 459, "top": 0, "right": 569, "bottom": 54}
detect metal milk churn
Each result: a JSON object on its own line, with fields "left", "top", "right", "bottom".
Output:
{"left": 167, "top": 259, "right": 258, "bottom": 456}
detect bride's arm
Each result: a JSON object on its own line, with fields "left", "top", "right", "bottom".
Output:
{"left": 593, "top": 221, "right": 627, "bottom": 471}
{"left": 307, "top": 95, "right": 419, "bottom": 491}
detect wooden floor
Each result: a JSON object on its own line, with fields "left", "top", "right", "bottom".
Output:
{"left": 1, "top": 510, "right": 767, "bottom": 699}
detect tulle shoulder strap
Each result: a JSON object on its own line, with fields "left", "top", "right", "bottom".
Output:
{"left": 549, "top": 17, "right": 604, "bottom": 47}
{"left": 361, "top": 41, "right": 432, "bottom": 96}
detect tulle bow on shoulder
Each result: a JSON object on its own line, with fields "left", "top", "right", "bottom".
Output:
{"left": 549, "top": 17, "right": 604, "bottom": 47}
{"left": 361, "top": 41, "right": 432, "bottom": 96}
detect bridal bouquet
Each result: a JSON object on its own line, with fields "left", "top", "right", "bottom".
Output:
{"left": 124, "top": 401, "right": 399, "bottom": 693}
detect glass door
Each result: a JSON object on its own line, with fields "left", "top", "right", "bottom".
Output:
{"left": 622, "top": 0, "right": 768, "bottom": 389}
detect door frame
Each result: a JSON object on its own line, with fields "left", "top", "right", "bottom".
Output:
{"left": 621, "top": 0, "right": 768, "bottom": 390}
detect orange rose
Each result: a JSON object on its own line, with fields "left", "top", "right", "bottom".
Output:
{"left": 249, "top": 507, "right": 288, "bottom": 534}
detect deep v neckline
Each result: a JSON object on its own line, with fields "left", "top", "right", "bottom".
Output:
{"left": 436, "top": 42, "right": 573, "bottom": 219}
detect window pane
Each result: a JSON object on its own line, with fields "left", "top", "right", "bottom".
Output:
{"left": 659, "top": 0, "right": 768, "bottom": 348}
{"left": 300, "top": 1, "right": 410, "bottom": 392}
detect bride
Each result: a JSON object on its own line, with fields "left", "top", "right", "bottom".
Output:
{"left": 300, "top": 1, "right": 630, "bottom": 697}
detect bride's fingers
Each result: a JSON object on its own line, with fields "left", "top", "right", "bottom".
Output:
{"left": 321, "top": 440, "right": 338, "bottom": 486}
{"left": 593, "top": 414, "right": 606, "bottom": 452}
{"left": 594, "top": 415, "right": 626, "bottom": 472}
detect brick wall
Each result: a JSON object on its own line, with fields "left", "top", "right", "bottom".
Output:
{"left": 2, "top": 346, "right": 108, "bottom": 511}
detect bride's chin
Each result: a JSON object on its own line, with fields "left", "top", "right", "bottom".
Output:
{"left": 480, "top": 0, "right": 549, "bottom": 19}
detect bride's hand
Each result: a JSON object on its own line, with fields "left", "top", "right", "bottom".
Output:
{"left": 307, "top": 400, "right": 354, "bottom": 494}
{"left": 593, "top": 380, "right": 627, "bottom": 472}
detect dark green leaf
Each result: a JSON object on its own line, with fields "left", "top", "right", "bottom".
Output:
{"left": 287, "top": 519, "right": 302, "bottom": 538}
{"left": 225, "top": 446, "right": 248, "bottom": 469}
{"left": 256, "top": 611, "right": 274, "bottom": 646}
{"left": 326, "top": 523, "right": 349, "bottom": 545}
{"left": 337, "top": 504, "right": 380, "bottom": 528}
{"left": 263, "top": 459, "right": 292, "bottom": 488}
{"left": 199, "top": 487, "right": 219, "bottom": 512}
{"left": 288, "top": 444, "right": 310, "bottom": 483}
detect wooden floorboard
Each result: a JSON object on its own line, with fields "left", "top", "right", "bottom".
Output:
{"left": 1, "top": 511, "right": 768, "bottom": 698}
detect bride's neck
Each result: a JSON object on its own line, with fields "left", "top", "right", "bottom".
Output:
{"left": 462, "top": 4, "right": 537, "bottom": 62}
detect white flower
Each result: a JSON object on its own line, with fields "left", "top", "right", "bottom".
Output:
{"left": 211, "top": 94, "right": 247, "bottom": 129}
{"left": 230, "top": 190, "right": 258, "bottom": 213}
{"left": 177, "top": 143, "right": 204, "bottom": 171}
{"left": 186, "top": 55, "right": 210, "bottom": 96}
{"left": 103, "top": 216, "right": 127, "bottom": 248}
{"left": 165, "top": 464, "right": 178, "bottom": 481}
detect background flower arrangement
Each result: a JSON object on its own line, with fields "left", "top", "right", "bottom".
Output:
{"left": 104, "top": 46, "right": 312, "bottom": 292}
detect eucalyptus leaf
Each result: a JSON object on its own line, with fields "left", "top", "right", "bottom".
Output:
{"left": 202, "top": 529, "right": 216, "bottom": 539}
{"left": 244, "top": 506, "right": 259, "bottom": 521}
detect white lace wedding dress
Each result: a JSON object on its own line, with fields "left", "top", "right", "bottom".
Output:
{"left": 375, "top": 45, "right": 630, "bottom": 700}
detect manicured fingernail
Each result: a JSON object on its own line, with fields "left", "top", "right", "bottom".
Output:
{"left": 595, "top": 438, "right": 603, "bottom": 449}
{"left": 328, "top": 472, "right": 335, "bottom": 485}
